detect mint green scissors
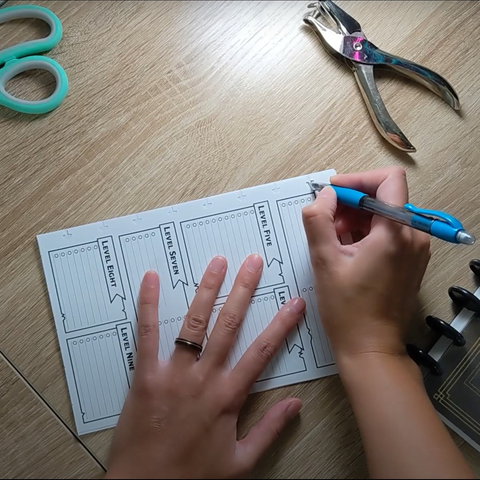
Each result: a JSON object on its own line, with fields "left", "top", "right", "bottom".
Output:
{"left": 0, "top": 3, "right": 68, "bottom": 114}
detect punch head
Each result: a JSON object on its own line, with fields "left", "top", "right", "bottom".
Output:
{"left": 456, "top": 231, "right": 476, "bottom": 245}
{"left": 319, "top": 0, "right": 362, "bottom": 35}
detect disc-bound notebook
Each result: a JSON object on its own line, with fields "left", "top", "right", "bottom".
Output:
{"left": 421, "top": 280, "right": 480, "bottom": 452}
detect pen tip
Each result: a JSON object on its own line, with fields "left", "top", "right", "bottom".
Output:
{"left": 308, "top": 181, "right": 323, "bottom": 192}
{"left": 457, "top": 231, "right": 476, "bottom": 245}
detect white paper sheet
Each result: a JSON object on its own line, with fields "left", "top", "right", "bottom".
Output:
{"left": 37, "top": 169, "right": 338, "bottom": 435}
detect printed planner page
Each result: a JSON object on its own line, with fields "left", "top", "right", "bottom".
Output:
{"left": 37, "top": 169, "right": 337, "bottom": 435}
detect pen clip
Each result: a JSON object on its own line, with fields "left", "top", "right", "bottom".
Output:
{"left": 404, "top": 203, "right": 464, "bottom": 229}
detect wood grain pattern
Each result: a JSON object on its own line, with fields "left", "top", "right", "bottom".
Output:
{"left": 0, "top": 354, "right": 103, "bottom": 478}
{"left": 1, "top": 1, "right": 480, "bottom": 477}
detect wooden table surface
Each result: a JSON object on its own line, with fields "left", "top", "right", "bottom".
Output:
{"left": 1, "top": 1, "right": 480, "bottom": 478}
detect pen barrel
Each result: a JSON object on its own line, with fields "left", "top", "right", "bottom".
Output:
{"left": 360, "top": 197, "right": 431, "bottom": 232}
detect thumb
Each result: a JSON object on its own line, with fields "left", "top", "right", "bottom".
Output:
{"left": 302, "top": 186, "right": 340, "bottom": 262}
{"left": 236, "top": 398, "right": 302, "bottom": 471}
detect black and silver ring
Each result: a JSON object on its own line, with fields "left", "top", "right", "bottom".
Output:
{"left": 174, "top": 337, "right": 203, "bottom": 354}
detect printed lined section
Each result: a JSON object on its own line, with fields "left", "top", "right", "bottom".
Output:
{"left": 207, "top": 287, "right": 307, "bottom": 381}
{"left": 67, "top": 329, "right": 129, "bottom": 423}
{"left": 277, "top": 194, "right": 334, "bottom": 368}
{"left": 38, "top": 169, "right": 338, "bottom": 435}
{"left": 49, "top": 237, "right": 127, "bottom": 333}
{"left": 180, "top": 203, "right": 284, "bottom": 299}
{"left": 119, "top": 227, "right": 189, "bottom": 360}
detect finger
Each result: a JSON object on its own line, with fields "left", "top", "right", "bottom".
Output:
{"left": 136, "top": 271, "right": 160, "bottom": 375}
{"left": 236, "top": 398, "right": 302, "bottom": 470}
{"left": 334, "top": 207, "right": 372, "bottom": 237}
{"left": 302, "top": 186, "right": 341, "bottom": 266}
{"left": 331, "top": 166, "right": 408, "bottom": 205}
{"left": 333, "top": 167, "right": 409, "bottom": 240}
{"left": 201, "top": 254, "right": 263, "bottom": 366}
{"left": 173, "top": 256, "right": 227, "bottom": 363}
{"left": 412, "top": 230, "right": 431, "bottom": 290}
{"left": 230, "top": 298, "right": 305, "bottom": 390}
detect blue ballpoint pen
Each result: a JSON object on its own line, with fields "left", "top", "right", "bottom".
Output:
{"left": 309, "top": 182, "right": 476, "bottom": 245}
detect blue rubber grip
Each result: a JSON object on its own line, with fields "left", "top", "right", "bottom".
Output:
{"left": 430, "top": 220, "right": 460, "bottom": 243}
{"left": 329, "top": 185, "right": 368, "bottom": 209}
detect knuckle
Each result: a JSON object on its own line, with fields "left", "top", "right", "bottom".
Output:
{"left": 201, "top": 275, "right": 219, "bottom": 293}
{"left": 237, "top": 276, "right": 258, "bottom": 291}
{"left": 310, "top": 247, "right": 333, "bottom": 270}
{"left": 399, "top": 228, "right": 412, "bottom": 245}
{"left": 138, "top": 322, "right": 154, "bottom": 338}
{"left": 134, "top": 375, "right": 156, "bottom": 397}
{"left": 416, "top": 233, "right": 431, "bottom": 260}
{"left": 389, "top": 165, "right": 406, "bottom": 178}
{"left": 221, "top": 311, "right": 242, "bottom": 335}
{"left": 139, "top": 297, "right": 155, "bottom": 307}
{"left": 302, "top": 203, "right": 323, "bottom": 224}
{"left": 212, "top": 386, "right": 237, "bottom": 412}
{"left": 379, "top": 236, "right": 399, "bottom": 257}
{"left": 186, "top": 313, "right": 208, "bottom": 333}
{"left": 277, "top": 307, "right": 295, "bottom": 327}
{"left": 256, "top": 339, "right": 276, "bottom": 362}
{"left": 419, "top": 233, "right": 431, "bottom": 251}
{"left": 271, "top": 425, "right": 282, "bottom": 441}
{"left": 149, "top": 415, "right": 166, "bottom": 431}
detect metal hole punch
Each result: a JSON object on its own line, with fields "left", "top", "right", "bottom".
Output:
{"left": 303, "top": 1, "right": 460, "bottom": 152}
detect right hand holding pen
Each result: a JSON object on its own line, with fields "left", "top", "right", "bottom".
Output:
{"left": 302, "top": 167, "right": 431, "bottom": 361}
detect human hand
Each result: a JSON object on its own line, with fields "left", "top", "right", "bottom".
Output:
{"left": 302, "top": 167, "right": 431, "bottom": 361}
{"left": 106, "top": 254, "right": 306, "bottom": 479}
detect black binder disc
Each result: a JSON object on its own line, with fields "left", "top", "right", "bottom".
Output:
{"left": 406, "top": 344, "right": 443, "bottom": 376}
{"left": 470, "top": 259, "right": 480, "bottom": 277}
{"left": 448, "top": 286, "right": 480, "bottom": 314}
{"left": 426, "top": 315, "right": 466, "bottom": 347}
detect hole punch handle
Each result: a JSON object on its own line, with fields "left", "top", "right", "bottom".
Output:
{"left": 343, "top": 36, "right": 460, "bottom": 111}
{"left": 353, "top": 63, "right": 415, "bottom": 152}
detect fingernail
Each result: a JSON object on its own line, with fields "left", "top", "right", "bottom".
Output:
{"left": 143, "top": 270, "right": 158, "bottom": 287}
{"left": 288, "top": 297, "right": 306, "bottom": 314}
{"left": 245, "top": 254, "right": 263, "bottom": 273}
{"left": 209, "top": 256, "right": 226, "bottom": 273}
{"left": 286, "top": 399, "right": 302, "bottom": 420}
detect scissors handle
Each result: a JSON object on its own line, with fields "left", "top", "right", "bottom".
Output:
{"left": 0, "top": 56, "right": 68, "bottom": 114}
{"left": 0, "top": 5, "right": 67, "bottom": 114}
